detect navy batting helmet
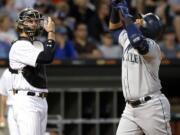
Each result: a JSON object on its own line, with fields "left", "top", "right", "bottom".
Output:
{"left": 139, "top": 13, "right": 162, "bottom": 39}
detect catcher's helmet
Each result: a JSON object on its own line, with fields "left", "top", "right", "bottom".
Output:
{"left": 139, "top": 13, "right": 162, "bottom": 39}
{"left": 17, "top": 8, "right": 44, "bottom": 40}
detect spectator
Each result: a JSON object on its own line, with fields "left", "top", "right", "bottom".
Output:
{"left": 69, "top": 0, "right": 95, "bottom": 23}
{"left": 51, "top": 0, "right": 62, "bottom": 5}
{"left": 160, "top": 27, "right": 178, "bottom": 59}
{"left": 33, "top": 1, "right": 48, "bottom": 14}
{"left": 0, "top": 12, "right": 17, "bottom": 45}
{"left": 130, "top": 0, "right": 144, "bottom": 14}
{"left": 156, "top": 0, "right": 180, "bottom": 43}
{"left": 54, "top": 1, "right": 70, "bottom": 25}
{"left": 0, "top": 41, "right": 10, "bottom": 59}
{"left": 176, "top": 50, "right": 180, "bottom": 58}
{"left": 1, "top": 0, "right": 18, "bottom": 21}
{"left": 88, "top": 1, "right": 109, "bottom": 42}
{"left": 0, "top": 1, "right": 3, "bottom": 7}
{"left": 99, "top": 32, "right": 122, "bottom": 59}
{"left": 54, "top": 27, "right": 77, "bottom": 60}
{"left": 15, "top": 0, "right": 37, "bottom": 11}
{"left": 73, "top": 22, "right": 102, "bottom": 59}
{"left": 156, "top": 1, "right": 174, "bottom": 32}
{"left": 144, "top": 0, "right": 161, "bottom": 13}
{"left": 54, "top": 1, "right": 74, "bottom": 39}
{"left": 135, "top": 0, "right": 163, "bottom": 14}
{"left": 176, "top": 40, "right": 180, "bottom": 58}
{"left": 169, "top": 0, "right": 180, "bottom": 43}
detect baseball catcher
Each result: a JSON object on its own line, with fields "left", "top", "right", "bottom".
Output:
{"left": 8, "top": 8, "right": 56, "bottom": 135}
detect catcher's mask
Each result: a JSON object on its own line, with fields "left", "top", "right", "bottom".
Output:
{"left": 138, "top": 13, "right": 162, "bottom": 40}
{"left": 17, "top": 8, "right": 44, "bottom": 41}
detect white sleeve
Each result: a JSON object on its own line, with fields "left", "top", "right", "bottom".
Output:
{"left": 11, "top": 41, "right": 42, "bottom": 67}
{"left": 144, "top": 39, "right": 161, "bottom": 59}
{"left": 118, "top": 29, "right": 130, "bottom": 49}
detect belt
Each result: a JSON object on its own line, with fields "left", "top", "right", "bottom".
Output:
{"left": 127, "top": 96, "right": 151, "bottom": 107}
{"left": 13, "top": 90, "right": 48, "bottom": 98}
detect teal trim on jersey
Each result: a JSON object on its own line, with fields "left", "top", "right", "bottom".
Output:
{"left": 158, "top": 98, "right": 169, "bottom": 134}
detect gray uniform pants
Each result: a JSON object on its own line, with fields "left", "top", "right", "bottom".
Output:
{"left": 116, "top": 94, "right": 172, "bottom": 135}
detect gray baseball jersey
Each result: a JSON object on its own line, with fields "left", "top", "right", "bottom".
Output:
{"left": 118, "top": 29, "right": 162, "bottom": 100}
{"left": 116, "top": 29, "right": 171, "bottom": 135}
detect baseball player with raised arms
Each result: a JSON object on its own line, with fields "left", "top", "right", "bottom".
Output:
{"left": 0, "top": 68, "right": 20, "bottom": 135}
{"left": 9, "top": 8, "right": 56, "bottom": 135}
{"left": 109, "top": 0, "right": 171, "bottom": 134}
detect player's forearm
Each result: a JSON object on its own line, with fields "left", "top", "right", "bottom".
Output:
{"left": 123, "top": 17, "right": 149, "bottom": 55}
{"left": 48, "top": 31, "right": 55, "bottom": 41}
{"left": 109, "top": 8, "right": 124, "bottom": 43}
{"left": 36, "top": 39, "right": 56, "bottom": 64}
{"left": 109, "top": 8, "right": 123, "bottom": 30}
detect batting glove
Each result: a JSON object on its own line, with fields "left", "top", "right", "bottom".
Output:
{"left": 111, "top": 0, "right": 132, "bottom": 19}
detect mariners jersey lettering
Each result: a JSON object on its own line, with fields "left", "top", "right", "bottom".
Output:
{"left": 9, "top": 40, "right": 48, "bottom": 92}
{"left": 118, "top": 30, "right": 162, "bottom": 100}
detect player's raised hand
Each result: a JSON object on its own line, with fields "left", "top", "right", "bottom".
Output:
{"left": 111, "top": 0, "right": 125, "bottom": 8}
{"left": 43, "top": 17, "right": 55, "bottom": 33}
{"left": 111, "top": 0, "right": 132, "bottom": 19}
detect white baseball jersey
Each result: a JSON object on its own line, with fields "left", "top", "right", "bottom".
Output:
{"left": 9, "top": 40, "right": 48, "bottom": 92}
{"left": 118, "top": 30, "right": 162, "bottom": 100}
{"left": 0, "top": 68, "right": 13, "bottom": 106}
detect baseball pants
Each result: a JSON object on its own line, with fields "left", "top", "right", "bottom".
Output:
{"left": 7, "top": 105, "right": 20, "bottom": 135}
{"left": 116, "top": 94, "right": 172, "bottom": 135}
{"left": 13, "top": 92, "right": 48, "bottom": 135}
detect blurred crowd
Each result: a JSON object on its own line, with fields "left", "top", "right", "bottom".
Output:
{"left": 0, "top": 0, "right": 180, "bottom": 60}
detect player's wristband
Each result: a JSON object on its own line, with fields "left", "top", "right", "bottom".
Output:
{"left": 48, "top": 31, "right": 55, "bottom": 33}
{"left": 47, "top": 39, "right": 55, "bottom": 44}
{"left": 46, "top": 39, "right": 55, "bottom": 48}
{"left": 124, "top": 17, "right": 133, "bottom": 26}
